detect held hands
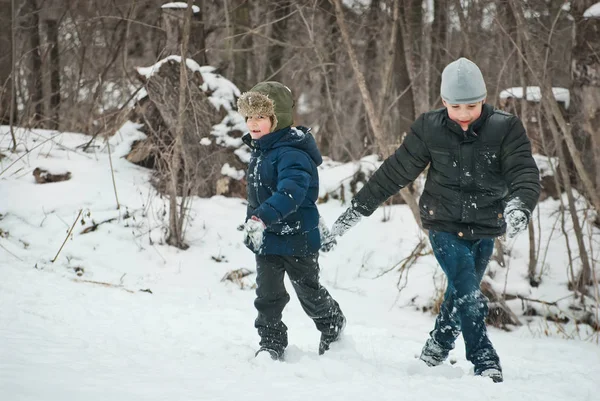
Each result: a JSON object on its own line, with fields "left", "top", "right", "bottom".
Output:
{"left": 319, "top": 206, "right": 363, "bottom": 252}
{"left": 331, "top": 206, "right": 363, "bottom": 238}
{"left": 244, "top": 216, "right": 266, "bottom": 249}
{"left": 505, "top": 209, "right": 528, "bottom": 238}
{"left": 318, "top": 217, "right": 337, "bottom": 253}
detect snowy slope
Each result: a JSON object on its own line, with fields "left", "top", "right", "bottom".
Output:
{"left": 1, "top": 126, "right": 599, "bottom": 401}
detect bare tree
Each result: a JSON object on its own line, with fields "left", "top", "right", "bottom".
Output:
{"left": 570, "top": 1, "right": 600, "bottom": 200}
{"left": 227, "top": 0, "right": 252, "bottom": 91}
{"left": 505, "top": 0, "right": 592, "bottom": 296}
{"left": 165, "top": 0, "right": 195, "bottom": 249}
{"left": 20, "top": 0, "right": 44, "bottom": 126}
{"left": 264, "top": 0, "right": 291, "bottom": 82}
{"left": 0, "top": 0, "right": 11, "bottom": 123}
{"left": 43, "top": 2, "right": 62, "bottom": 130}
{"left": 508, "top": 1, "right": 600, "bottom": 213}
{"left": 332, "top": 0, "right": 422, "bottom": 227}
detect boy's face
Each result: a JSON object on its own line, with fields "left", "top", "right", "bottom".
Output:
{"left": 246, "top": 115, "right": 272, "bottom": 139}
{"left": 443, "top": 100, "right": 484, "bottom": 131}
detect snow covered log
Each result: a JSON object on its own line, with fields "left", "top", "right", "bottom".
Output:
{"left": 129, "top": 57, "right": 247, "bottom": 198}
{"left": 32, "top": 167, "right": 72, "bottom": 184}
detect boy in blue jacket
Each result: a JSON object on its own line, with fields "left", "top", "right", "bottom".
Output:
{"left": 238, "top": 81, "right": 345, "bottom": 360}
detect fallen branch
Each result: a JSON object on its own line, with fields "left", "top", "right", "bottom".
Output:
{"left": 80, "top": 217, "right": 118, "bottom": 234}
{"left": 396, "top": 239, "right": 428, "bottom": 293}
{"left": 51, "top": 209, "right": 82, "bottom": 263}
{"left": 374, "top": 238, "right": 428, "bottom": 279}
{"left": 72, "top": 278, "right": 134, "bottom": 293}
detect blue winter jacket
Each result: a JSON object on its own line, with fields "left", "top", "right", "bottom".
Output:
{"left": 243, "top": 126, "right": 322, "bottom": 256}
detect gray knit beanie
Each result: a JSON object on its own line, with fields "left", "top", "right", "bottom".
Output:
{"left": 440, "top": 58, "right": 487, "bottom": 104}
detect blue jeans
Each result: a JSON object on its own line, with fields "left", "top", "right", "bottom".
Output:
{"left": 428, "top": 230, "right": 500, "bottom": 371}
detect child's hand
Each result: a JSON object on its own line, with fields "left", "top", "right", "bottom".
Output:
{"left": 505, "top": 209, "right": 527, "bottom": 238}
{"left": 320, "top": 233, "right": 337, "bottom": 252}
{"left": 331, "top": 206, "right": 363, "bottom": 238}
{"left": 318, "top": 216, "right": 337, "bottom": 252}
{"left": 244, "top": 216, "right": 266, "bottom": 249}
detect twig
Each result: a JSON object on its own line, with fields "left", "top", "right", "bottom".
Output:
{"left": 518, "top": 293, "right": 574, "bottom": 307}
{"left": 51, "top": 209, "right": 82, "bottom": 263}
{"left": 0, "top": 133, "right": 62, "bottom": 177}
{"left": 80, "top": 217, "right": 117, "bottom": 234}
{"left": 373, "top": 239, "right": 427, "bottom": 279}
{"left": 106, "top": 138, "right": 120, "bottom": 210}
{"left": 396, "top": 240, "right": 428, "bottom": 292}
{"left": 72, "top": 278, "right": 134, "bottom": 293}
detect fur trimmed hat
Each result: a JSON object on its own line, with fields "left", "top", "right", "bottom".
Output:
{"left": 237, "top": 81, "right": 294, "bottom": 132}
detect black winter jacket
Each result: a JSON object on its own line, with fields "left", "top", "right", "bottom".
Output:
{"left": 353, "top": 104, "right": 540, "bottom": 239}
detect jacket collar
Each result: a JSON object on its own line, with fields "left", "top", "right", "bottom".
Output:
{"left": 242, "top": 127, "right": 292, "bottom": 150}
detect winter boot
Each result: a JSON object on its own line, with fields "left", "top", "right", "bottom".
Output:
{"left": 478, "top": 368, "right": 503, "bottom": 383}
{"left": 255, "top": 347, "right": 283, "bottom": 361}
{"left": 475, "top": 361, "right": 503, "bottom": 383}
{"left": 318, "top": 315, "right": 346, "bottom": 355}
{"left": 419, "top": 338, "right": 450, "bottom": 367}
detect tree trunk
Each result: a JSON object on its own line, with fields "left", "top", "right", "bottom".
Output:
{"left": 23, "top": 0, "right": 44, "bottom": 126}
{"left": 315, "top": 0, "right": 340, "bottom": 158}
{"left": 515, "top": 18, "right": 538, "bottom": 285}
{"left": 126, "top": 0, "right": 164, "bottom": 69}
{"left": 228, "top": 0, "right": 252, "bottom": 91}
{"left": 430, "top": 0, "right": 447, "bottom": 106}
{"left": 393, "top": 7, "right": 415, "bottom": 137}
{"left": 162, "top": 2, "right": 207, "bottom": 66}
{"left": 364, "top": 0, "right": 381, "bottom": 97}
{"left": 451, "top": 0, "right": 472, "bottom": 59}
{"left": 191, "top": 1, "right": 208, "bottom": 66}
{"left": 265, "top": 0, "right": 290, "bottom": 81}
{"left": 0, "top": 0, "right": 14, "bottom": 125}
{"left": 167, "top": 0, "right": 194, "bottom": 249}
{"left": 45, "top": 18, "right": 60, "bottom": 130}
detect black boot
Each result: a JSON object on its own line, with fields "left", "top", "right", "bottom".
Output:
{"left": 255, "top": 347, "right": 283, "bottom": 361}
{"left": 419, "top": 338, "right": 450, "bottom": 367}
{"left": 318, "top": 315, "right": 346, "bottom": 355}
{"left": 477, "top": 368, "right": 503, "bottom": 383}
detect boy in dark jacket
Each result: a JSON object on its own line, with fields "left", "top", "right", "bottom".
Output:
{"left": 237, "top": 81, "right": 345, "bottom": 360}
{"left": 326, "top": 58, "right": 540, "bottom": 382}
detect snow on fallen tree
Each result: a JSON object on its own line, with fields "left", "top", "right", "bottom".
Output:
{"left": 125, "top": 56, "right": 248, "bottom": 198}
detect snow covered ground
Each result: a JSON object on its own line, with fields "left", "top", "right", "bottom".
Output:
{"left": 1, "top": 126, "right": 599, "bottom": 401}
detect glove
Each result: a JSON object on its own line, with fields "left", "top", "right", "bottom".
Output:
{"left": 244, "top": 216, "right": 266, "bottom": 249}
{"left": 318, "top": 216, "right": 337, "bottom": 252}
{"left": 505, "top": 209, "right": 528, "bottom": 238}
{"left": 331, "top": 206, "right": 363, "bottom": 238}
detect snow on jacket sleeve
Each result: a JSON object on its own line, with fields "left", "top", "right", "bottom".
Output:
{"left": 501, "top": 117, "right": 541, "bottom": 216}
{"left": 254, "top": 150, "right": 312, "bottom": 226}
{"left": 353, "top": 115, "right": 431, "bottom": 216}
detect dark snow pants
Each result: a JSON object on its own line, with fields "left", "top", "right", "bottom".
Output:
{"left": 428, "top": 230, "right": 501, "bottom": 372}
{"left": 254, "top": 253, "right": 344, "bottom": 355}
